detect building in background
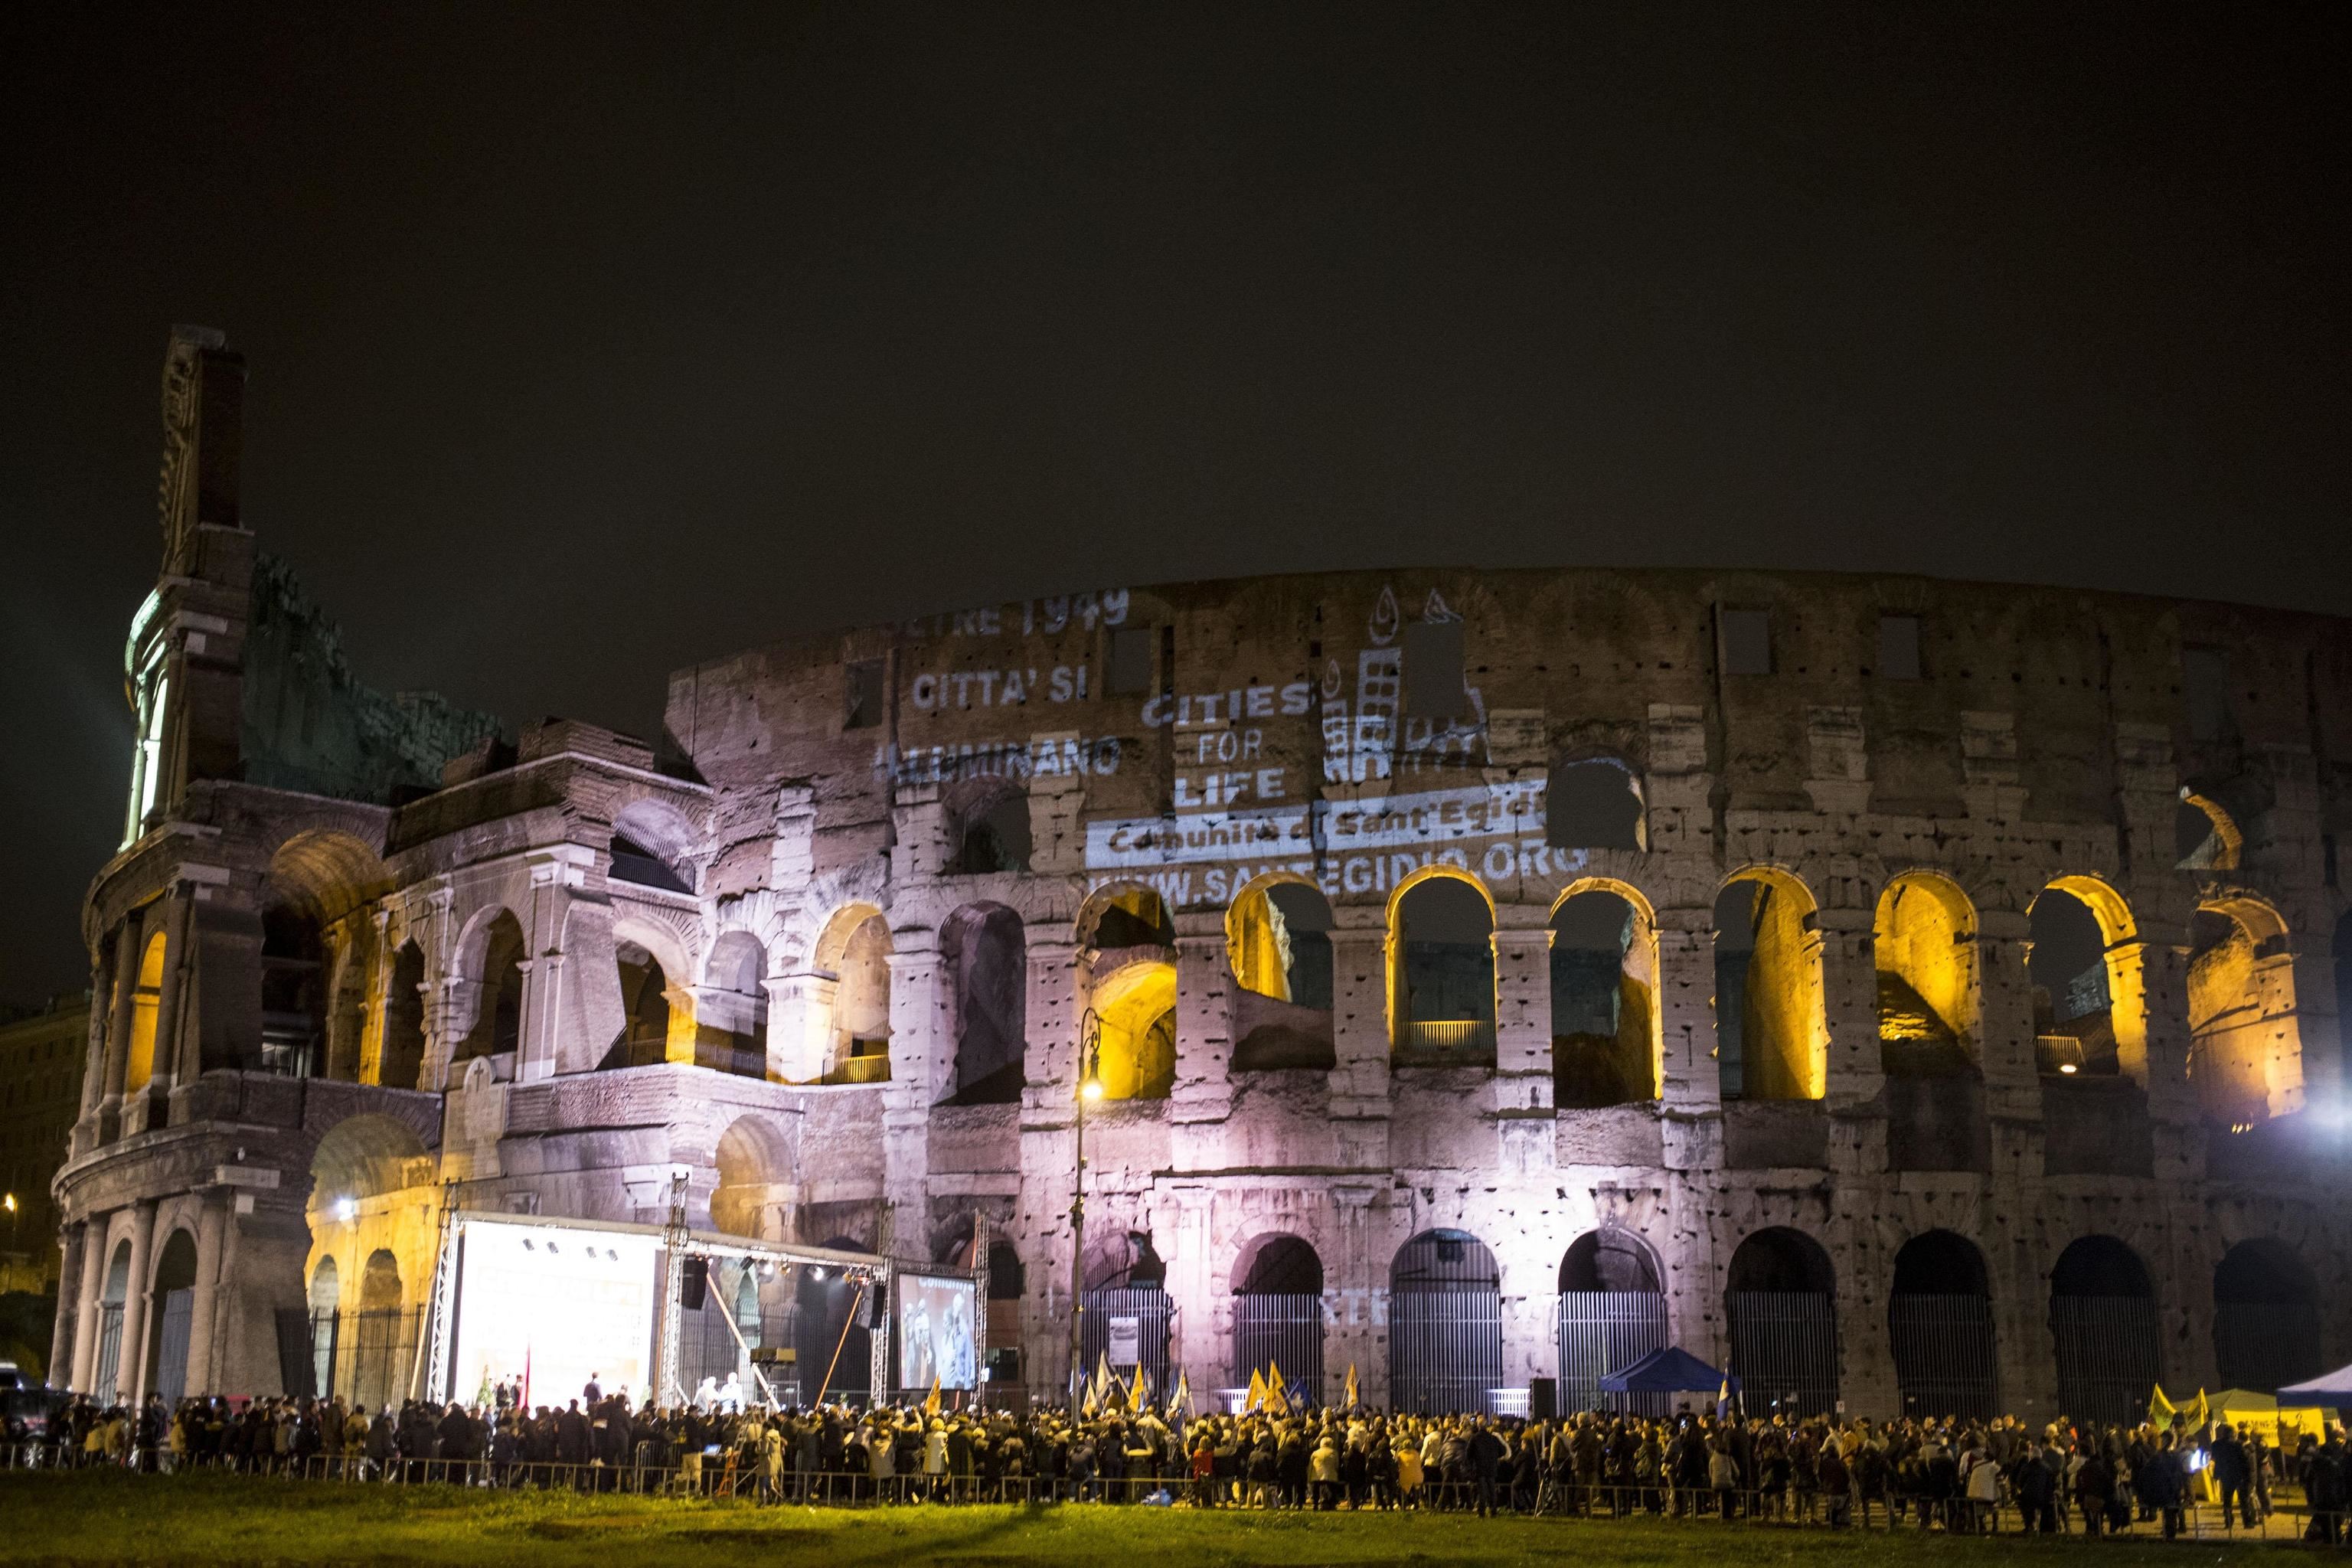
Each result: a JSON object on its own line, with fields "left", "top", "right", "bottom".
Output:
{"left": 1, "top": 991, "right": 90, "bottom": 1376}
{"left": 46, "top": 328, "right": 2352, "bottom": 1420}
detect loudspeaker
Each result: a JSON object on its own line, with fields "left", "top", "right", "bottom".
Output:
{"left": 681, "top": 1256, "right": 707, "bottom": 1311}
{"left": 1528, "top": 1377, "right": 1557, "bottom": 1422}
{"left": 867, "top": 1282, "right": 889, "bottom": 1328}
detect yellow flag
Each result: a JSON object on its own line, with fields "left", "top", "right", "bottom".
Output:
{"left": 1129, "top": 1364, "right": 1150, "bottom": 1413}
{"left": 1246, "top": 1368, "right": 1267, "bottom": 1413}
{"left": 1266, "top": 1361, "right": 1289, "bottom": 1416}
{"left": 1344, "top": 1364, "right": 1359, "bottom": 1410}
{"left": 924, "top": 1376, "right": 941, "bottom": 1416}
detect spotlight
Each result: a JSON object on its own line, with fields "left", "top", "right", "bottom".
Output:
{"left": 812, "top": 1266, "right": 826, "bottom": 1281}
{"left": 334, "top": 1197, "right": 358, "bottom": 1222}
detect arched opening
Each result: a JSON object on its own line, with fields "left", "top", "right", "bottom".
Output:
{"left": 1227, "top": 878, "right": 1336, "bottom": 1071}
{"left": 305, "top": 1256, "right": 339, "bottom": 1398}
{"left": 1713, "top": 871, "right": 1826, "bottom": 1101}
{"left": 93, "top": 1240, "right": 131, "bottom": 1400}
{"left": 377, "top": 941, "right": 426, "bottom": 1089}
{"left": 1550, "top": 883, "right": 1659, "bottom": 1106}
{"left": 1390, "top": 1229, "right": 1502, "bottom": 1413}
{"left": 2175, "top": 789, "right": 2244, "bottom": 871}
{"left": 610, "top": 939, "right": 673, "bottom": 1068}
{"left": 1391, "top": 872, "right": 1496, "bottom": 1063}
{"left": 945, "top": 784, "right": 1032, "bottom": 875}
{"left": 1545, "top": 757, "right": 1646, "bottom": 851}
{"left": 940, "top": 903, "right": 1027, "bottom": 1106}
{"left": 1083, "top": 1230, "right": 1171, "bottom": 1400}
{"left": 2213, "top": 1239, "right": 2321, "bottom": 1393}
{"left": 1888, "top": 1230, "right": 1997, "bottom": 1419}
{"left": 710, "top": 1116, "right": 791, "bottom": 1240}
{"left": 1876, "top": 872, "right": 1988, "bottom": 1170}
{"left": 350, "top": 1248, "right": 407, "bottom": 1413}
{"left": 1080, "top": 884, "right": 1176, "bottom": 952}
{"left": 698, "top": 930, "right": 769, "bottom": 1079}
{"left": 146, "top": 1229, "right": 200, "bottom": 1406}
{"left": 1724, "top": 1227, "right": 1838, "bottom": 1414}
{"left": 2048, "top": 1235, "right": 2161, "bottom": 1426}
{"left": 2188, "top": 897, "right": 2301, "bottom": 1128}
{"left": 1557, "top": 1227, "right": 1668, "bottom": 1413}
{"left": 454, "top": 910, "right": 525, "bottom": 1067}
{"left": 122, "top": 930, "right": 167, "bottom": 1095}
{"left": 609, "top": 799, "right": 697, "bottom": 894}
{"left": 2028, "top": 877, "right": 2141, "bottom": 1080}
{"left": 1231, "top": 1234, "right": 1325, "bottom": 1400}
{"left": 1090, "top": 960, "right": 1176, "bottom": 1100}
{"left": 816, "top": 908, "right": 893, "bottom": 1084}
{"left": 261, "top": 831, "right": 390, "bottom": 1081}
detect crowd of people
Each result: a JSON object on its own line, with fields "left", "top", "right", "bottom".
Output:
{"left": 14, "top": 1386, "right": 2350, "bottom": 1542}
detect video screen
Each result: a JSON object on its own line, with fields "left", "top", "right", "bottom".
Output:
{"left": 896, "top": 1272, "right": 978, "bottom": 1391}
{"left": 449, "top": 1220, "right": 661, "bottom": 1409}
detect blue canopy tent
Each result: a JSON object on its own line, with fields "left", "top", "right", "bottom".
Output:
{"left": 1599, "top": 1346, "right": 1739, "bottom": 1396}
{"left": 2278, "top": 1364, "right": 2352, "bottom": 1404}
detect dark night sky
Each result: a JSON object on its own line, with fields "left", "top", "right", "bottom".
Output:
{"left": 2, "top": 3, "right": 2346, "bottom": 1007}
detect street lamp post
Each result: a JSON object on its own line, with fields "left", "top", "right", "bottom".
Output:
{"left": 1068, "top": 1008, "right": 1103, "bottom": 1415}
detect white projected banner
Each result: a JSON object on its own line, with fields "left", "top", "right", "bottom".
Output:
{"left": 896, "top": 1273, "right": 978, "bottom": 1391}
{"left": 451, "top": 1222, "right": 660, "bottom": 1408}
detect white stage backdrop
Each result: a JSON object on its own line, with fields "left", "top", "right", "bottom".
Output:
{"left": 450, "top": 1221, "right": 661, "bottom": 1407}
{"left": 896, "top": 1272, "right": 978, "bottom": 1391}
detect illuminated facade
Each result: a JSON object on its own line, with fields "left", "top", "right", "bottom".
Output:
{"left": 48, "top": 329, "right": 2352, "bottom": 1419}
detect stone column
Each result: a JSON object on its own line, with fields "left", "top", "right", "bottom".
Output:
{"left": 51, "top": 1224, "right": 84, "bottom": 1391}
{"left": 515, "top": 949, "right": 570, "bottom": 1083}
{"left": 1817, "top": 902, "right": 1883, "bottom": 1176}
{"left": 880, "top": 940, "right": 943, "bottom": 1217}
{"left": 1017, "top": 936, "right": 1081, "bottom": 1404}
{"left": 71, "top": 1216, "right": 108, "bottom": 1391}
{"left": 1654, "top": 907, "right": 1720, "bottom": 1169}
{"left": 764, "top": 970, "right": 835, "bottom": 1082}
{"left": 185, "top": 1193, "right": 230, "bottom": 1395}
{"left": 1325, "top": 917, "right": 1391, "bottom": 1166}
{"left": 118, "top": 1201, "right": 157, "bottom": 1402}
{"left": 2128, "top": 936, "right": 2203, "bottom": 1183}
{"left": 1491, "top": 922, "right": 1554, "bottom": 1174}
{"left": 1974, "top": 907, "right": 2043, "bottom": 1143}
{"left": 1170, "top": 927, "right": 1234, "bottom": 1134}
{"left": 97, "top": 931, "right": 141, "bottom": 1127}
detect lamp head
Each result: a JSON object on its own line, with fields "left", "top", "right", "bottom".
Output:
{"left": 2, "top": 1193, "right": 15, "bottom": 1213}
{"left": 334, "top": 1197, "right": 358, "bottom": 1223}
{"left": 1080, "top": 1079, "right": 1104, "bottom": 1102}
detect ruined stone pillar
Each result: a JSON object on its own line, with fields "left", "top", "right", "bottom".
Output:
{"left": 419, "top": 975, "right": 468, "bottom": 1093}
{"left": 1974, "top": 907, "right": 2042, "bottom": 1122}
{"left": 2275, "top": 946, "right": 2337, "bottom": 1116}
{"left": 118, "top": 1200, "right": 157, "bottom": 1402}
{"left": 145, "top": 891, "right": 194, "bottom": 1097}
{"left": 881, "top": 940, "right": 943, "bottom": 1216}
{"left": 1169, "top": 1187, "right": 1216, "bottom": 1409}
{"left": 514, "top": 949, "right": 570, "bottom": 1083}
{"left": 97, "top": 929, "right": 140, "bottom": 1125}
{"left": 1834, "top": 1231, "right": 1897, "bottom": 1418}
{"left": 1490, "top": 921, "right": 1554, "bottom": 1174}
{"left": 51, "top": 1223, "right": 85, "bottom": 1392}
{"left": 764, "top": 969, "right": 835, "bottom": 1082}
{"left": 1653, "top": 907, "right": 1720, "bottom": 1167}
{"left": 1817, "top": 903, "right": 1883, "bottom": 1175}
{"left": 1170, "top": 926, "right": 1233, "bottom": 1131}
{"left": 185, "top": 1192, "right": 230, "bottom": 1394}
{"left": 2127, "top": 936, "right": 2203, "bottom": 1181}
{"left": 1325, "top": 1186, "right": 1383, "bottom": 1410}
{"left": 71, "top": 1214, "right": 109, "bottom": 1391}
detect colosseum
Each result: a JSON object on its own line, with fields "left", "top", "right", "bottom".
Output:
{"left": 50, "top": 328, "right": 2352, "bottom": 1426}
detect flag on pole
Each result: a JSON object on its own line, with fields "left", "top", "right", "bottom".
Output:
{"left": 1093, "top": 1351, "right": 1120, "bottom": 1412}
{"left": 1266, "top": 1361, "right": 1289, "bottom": 1416}
{"left": 523, "top": 1344, "right": 532, "bottom": 1410}
{"left": 1245, "top": 1368, "right": 1268, "bottom": 1413}
{"left": 925, "top": 1377, "right": 942, "bottom": 1416}
{"left": 1344, "top": 1363, "right": 1358, "bottom": 1410}
{"left": 1128, "top": 1364, "right": 1150, "bottom": 1414}
{"left": 1168, "top": 1369, "right": 1192, "bottom": 1421}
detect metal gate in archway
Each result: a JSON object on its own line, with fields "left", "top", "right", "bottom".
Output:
{"left": 1890, "top": 1292, "right": 1998, "bottom": 1419}
{"left": 2050, "top": 1295, "right": 2159, "bottom": 1427}
{"left": 1726, "top": 1291, "right": 1838, "bottom": 1416}
{"left": 1083, "top": 1286, "right": 1172, "bottom": 1400}
{"left": 1558, "top": 1291, "right": 1670, "bottom": 1414}
{"left": 1390, "top": 1230, "right": 1502, "bottom": 1415}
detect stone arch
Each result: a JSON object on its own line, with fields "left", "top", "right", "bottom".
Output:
{"left": 1231, "top": 1233, "right": 1325, "bottom": 1397}
{"left": 1549, "top": 877, "right": 1660, "bottom": 1106}
{"left": 2213, "top": 1237, "right": 2321, "bottom": 1393}
{"left": 1724, "top": 1227, "right": 1839, "bottom": 1414}
{"left": 2028, "top": 875, "right": 2145, "bottom": 1081}
{"left": 697, "top": 929, "right": 769, "bottom": 1076}
{"left": 2048, "top": 1233, "right": 2161, "bottom": 1427}
{"left": 377, "top": 940, "right": 427, "bottom": 1089}
{"left": 1557, "top": 1226, "right": 1669, "bottom": 1413}
{"left": 940, "top": 902, "right": 1027, "bottom": 1105}
{"left": 943, "top": 777, "right": 1032, "bottom": 875}
{"left": 145, "top": 1227, "right": 200, "bottom": 1405}
{"left": 1544, "top": 755, "right": 1647, "bottom": 851}
{"left": 1888, "top": 1229, "right": 1998, "bottom": 1418}
{"left": 2176, "top": 788, "right": 2245, "bottom": 871}
{"left": 1390, "top": 867, "right": 1496, "bottom": 1061}
{"left": 710, "top": 1115, "right": 792, "bottom": 1240}
{"left": 1873, "top": 871, "right": 1980, "bottom": 1057}
{"left": 308, "top": 1112, "right": 430, "bottom": 1214}
{"left": 609, "top": 796, "right": 698, "bottom": 894}
{"left": 2189, "top": 892, "right": 2303, "bottom": 1126}
{"left": 452, "top": 906, "right": 526, "bottom": 1067}
{"left": 1089, "top": 959, "right": 1175, "bottom": 1100}
{"left": 1389, "top": 1228, "right": 1502, "bottom": 1413}
{"left": 305, "top": 1256, "right": 340, "bottom": 1399}
{"left": 122, "top": 930, "right": 167, "bottom": 1096}
{"left": 812, "top": 902, "right": 892, "bottom": 1083}
{"left": 1227, "top": 873, "right": 1336, "bottom": 1070}
{"left": 263, "top": 831, "right": 391, "bottom": 1082}
{"left": 1714, "top": 867, "right": 1827, "bottom": 1101}
{"left": 1077, "top": 881, "right": 1175, "bottom": 952}
{"left": 94, "top": 1239, "right": 132, "bottom": 1400}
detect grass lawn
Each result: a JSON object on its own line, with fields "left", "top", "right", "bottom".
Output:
{"left": 0, "top": 1471, "right": 2289, "bottom": 1567}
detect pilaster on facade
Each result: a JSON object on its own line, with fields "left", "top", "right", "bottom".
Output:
{"left": 1169, "top": 928, "right": 1233, "bottom": 1129}
{"left": 1324, "top": 920, "right": 1390, "bottom": 1134}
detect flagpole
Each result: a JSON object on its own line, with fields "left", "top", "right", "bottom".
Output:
{"left": 1068, "top": 1009, "right": 1102, "bottom": 1417}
